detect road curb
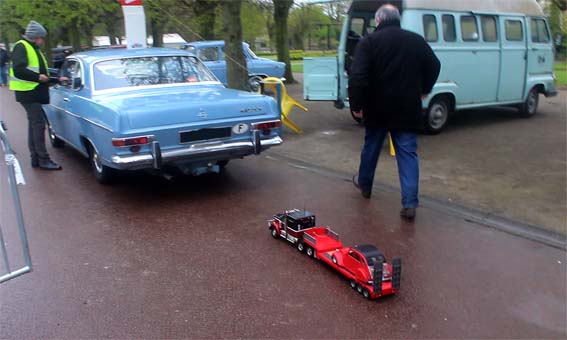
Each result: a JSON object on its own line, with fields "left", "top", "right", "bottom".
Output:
{"left": 265, "top": 153, "right": 567, "bottom": 250}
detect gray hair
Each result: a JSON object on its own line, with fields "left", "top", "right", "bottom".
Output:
{"left": 375, "top": 4, "right": 401, "bottom": 24}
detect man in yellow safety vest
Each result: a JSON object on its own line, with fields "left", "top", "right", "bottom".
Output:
{"left": 10, "top": 20, "right": 61, "bottom": 170}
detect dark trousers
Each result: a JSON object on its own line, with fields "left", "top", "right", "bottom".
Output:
{"left": 20, "top": 102, "right": 50, "bottom": 161}
{"left": 358, "top": 128, "right": 419, "bottom": 208}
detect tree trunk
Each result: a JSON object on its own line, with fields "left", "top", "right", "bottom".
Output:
{"left": 69, "top": 23, "right": 81, "bottom": 53}
{"left": 273, "top": 0, "right": 295, "bottom": 84}
{"left": 221, "top": 0, "right": 248, "bottom": 91}
{"left": 151, "top": 18, "right": 164, "bottom": 47}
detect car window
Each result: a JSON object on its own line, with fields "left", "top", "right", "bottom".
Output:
{"left": 59, "top": 59, "right": 77, "bottom": 89}
{"left": 348, "top": 251, "right": 361, "bottom": 262}
{"left": 505, "top": 20, "right": 524, "bottom": 41}
{"left": 481, "top": 16, "right": 498, "bottom": 42}
{"left": 245, "top": 45, "right": 258, "bottom": 59}
{"left": 461, "top": 15, "right": 479, "bottom": 41}
{"left": 350, "top": 17, "right": 365, "bottom": 36}
{"left": 423, "top": 14, "right": 438, "bottom": 42}
{"left": 93, "top": 56, "right": 217, "bottom": 91}
{"left": 184, "top": 45, "right": 197, "bottom": 54}
{"left": 531, "top": 18, "right": 550, "bottom": 43}
{"left": 197, "top": 47, "right": 219, "bottom": 61}
{"left": 442, "top": 14, "right": 456, "bottom": 42}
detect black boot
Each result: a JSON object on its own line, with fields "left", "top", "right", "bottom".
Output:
{"left": 38, "top": 159, "right": 62, "bottom": 170}
{"left": 31, "top": 158, "right": 39, "bottom": 168}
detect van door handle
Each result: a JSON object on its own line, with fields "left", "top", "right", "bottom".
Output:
{"left": 63, "top": 98, "right": 70, "bottom": 102}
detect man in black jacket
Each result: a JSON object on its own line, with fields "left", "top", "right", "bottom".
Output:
{"left": 10, "top": 20, "right": 61, "bottom": 170}
{"left": 349, "top": 4, "right": 440, "bottom": 220}
{"left": 0, "top": 44, "right": 8, "bottom": 86}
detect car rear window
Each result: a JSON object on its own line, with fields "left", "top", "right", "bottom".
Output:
{"left": 93, "top": 55, "right": 217, "bottom": 91}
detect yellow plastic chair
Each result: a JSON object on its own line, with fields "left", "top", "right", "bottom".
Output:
{"left": 261, "top": 77, "right": 307, "bottom": 134}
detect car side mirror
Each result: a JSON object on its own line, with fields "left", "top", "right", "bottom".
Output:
{"left": 72, "top": 77, "right": 82, "bottom": 89}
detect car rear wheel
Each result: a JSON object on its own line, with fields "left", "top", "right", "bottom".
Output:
{"left": 518, "top": 87, "right": 539, "bottom": 118}
{"left": 89, "top": 144, "right": 116, "bottom": 184}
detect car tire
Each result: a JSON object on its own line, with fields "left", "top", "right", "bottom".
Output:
{"left": 47, "top": 123, "right": 65, "bottom": 148}
{"left": 424, "top": 96, "right": 450, "bottom": 134}
{"left": 88, "top": 144, "right": 116, "bottom": 184}
{"left": 297, "top": 240, "right": 305, "bottom": 253}
{"left": 350, "top": 109, "right": 362, "bottom": 124}
{"left": 270, "top": 226, "right": 278, "bottom": 239}
{"left": 248, "top": 75, "right": 263, "bottom": 93}
{"left": 349, "top": 280, "right": 357, "bottom": 290}
{"left": 362, "top": 288, "right": 371, "bottom": 299}
{"left": 356, "top": 284, "right": 363, "bottom": 294}
{"left": 332, "top": 255, "right": 338, "bottom": 264}
{"left": 518, "top": 87, "right": 539, "bottom": 118}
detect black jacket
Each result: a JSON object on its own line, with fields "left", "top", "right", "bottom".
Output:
{"left": 11, "top": 39, "right": 50, "bottom": 104}
{"left": 0, "top": 48, "right": 8, "bottom": 66}
{"left": 348, "top": 21, "right": 441, "bottom": 130}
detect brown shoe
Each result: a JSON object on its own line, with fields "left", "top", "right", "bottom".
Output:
{"left": 400, "top": 208, "right": 416, "bottom": 220}
{"left": 352, "top": 175, "right": 371, "bottom": 199}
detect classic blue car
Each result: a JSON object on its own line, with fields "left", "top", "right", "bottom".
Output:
{"left": 44, "top": 48, "right": 283, "bottom": 183}
{"left": 181, "top": 41, "right": 285, "bottom": 92}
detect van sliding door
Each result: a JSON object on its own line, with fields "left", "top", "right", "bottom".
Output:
{"left": 498, "top": 17, "right": 527, "bottom": 102}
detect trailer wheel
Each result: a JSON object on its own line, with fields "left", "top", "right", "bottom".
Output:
{"left": 306, "top": 246, "right": 315, "bottom": 258}
{"left": 362, "top": 288, "right": 371, "bottom": 299}
{"left": 269, "top": 226, "right": 278, "bottom": 238}
{"left": 356, "top": 284, "right": 363, "bottom": 294}
{"left": 349, "top": 280, "right": 357, "bottom": 290}
{"left": 297, "top": 240, "right": 305, "bottom": 253}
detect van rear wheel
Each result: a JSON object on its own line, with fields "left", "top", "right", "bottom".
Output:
{"left": 518, "top": 87, "right": 539, "bottom": 118}
{"left": 424, "top": 96, "right": 450, "bottom": 134}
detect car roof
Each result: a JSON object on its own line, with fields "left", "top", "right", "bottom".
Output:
{"left": 287, "top": 209, "right": 315, "bottom": 220}
{"left": 184, "top": 41, "right": 250, "bottom": 48}
{"left": 71, "top": 47, "right": 192, "bottom": 64}
{"left": 354, "top": 244, "right": 383, "bottom": 260}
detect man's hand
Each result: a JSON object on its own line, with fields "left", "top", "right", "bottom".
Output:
{"left": 352, "top": 110, "right": 363, "bottom": 119}
{"left": 38, "top": 74, "right": 49, "bottom": 83}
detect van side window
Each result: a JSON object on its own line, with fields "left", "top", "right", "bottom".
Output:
{"left": 442, "top": 15, "right": 456, "bottom": 42}
{"left": 531, "top": 19, "right": 550, "bottom": 43}
{"left": 423, "top": 15, "right": 438, "bottom": 42}
{"left": 481, "top": 16, "right": 498, "bottom": 42}
{"left": 350, "top": 18, "right": 365, "bottom": 36}
{"left": 505, "top": 20, "right": 524, "bottom": 41}
{"left": 461, "top": 15, "right": 479, "bottom": 41}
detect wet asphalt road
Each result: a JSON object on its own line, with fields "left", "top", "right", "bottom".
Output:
{"left": 0, "top": 87, "right": 566, "bottom": 338}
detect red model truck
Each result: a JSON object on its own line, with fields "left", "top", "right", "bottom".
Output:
{"left": 268, "top": 209, "right": 402, "bottom": 299}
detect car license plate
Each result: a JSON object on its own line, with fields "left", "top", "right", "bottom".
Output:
{"left": 179, "top": 127, "right": 232, "bottom": 143}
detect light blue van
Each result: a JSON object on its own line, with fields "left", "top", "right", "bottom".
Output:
{"left": 303, "top": 0, "right": 558, "bottom": 133}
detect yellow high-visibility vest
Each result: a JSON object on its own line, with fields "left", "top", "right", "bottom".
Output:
{"left": 9, "top": 40, "right": 48, "bottom": 91}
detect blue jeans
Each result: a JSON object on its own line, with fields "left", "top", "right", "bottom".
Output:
{"left": 358, "top": 128, "right": 419, "bottom": 208}
{"left": 0, "top": 65, "right": 6, "bottom": 85}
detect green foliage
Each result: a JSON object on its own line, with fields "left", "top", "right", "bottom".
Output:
{"left": 555, "top": 62, "right": 567, "bottom": 87}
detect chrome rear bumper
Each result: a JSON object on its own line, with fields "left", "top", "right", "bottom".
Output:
{"left": 110, "top": 135, "right": 283, "bottom": 170}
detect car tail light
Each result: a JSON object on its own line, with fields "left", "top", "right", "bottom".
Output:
{"left": 112, "top": 136, "right": 151, "bottom": 147}
{"left": 253, "top": 120, "right": 281, "bottom": 135}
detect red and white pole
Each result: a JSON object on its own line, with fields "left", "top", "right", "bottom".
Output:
{"left": 120, "top": 0, "right": 147, "bottom": 49}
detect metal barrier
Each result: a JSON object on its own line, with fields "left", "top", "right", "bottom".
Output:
{"left": 0, "top": 121, "right": 32, "bottom": 283}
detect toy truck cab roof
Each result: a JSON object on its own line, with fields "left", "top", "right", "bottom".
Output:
{"left": 274, "top": 209, "right": 316, "bottom": 231}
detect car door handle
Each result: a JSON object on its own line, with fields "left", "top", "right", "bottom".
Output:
{"left": 63, "top": 98, "right": 70, "bottom": 102}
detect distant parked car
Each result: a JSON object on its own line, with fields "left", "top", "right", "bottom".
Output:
{"left": 181, "top": 41, "right": 285, "bottom": 92}
{"left": 44, "top": 48, "right": 283, "bottom": 184}
{"left": 52, "top": 46, "right": 72, "bottom": 69}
